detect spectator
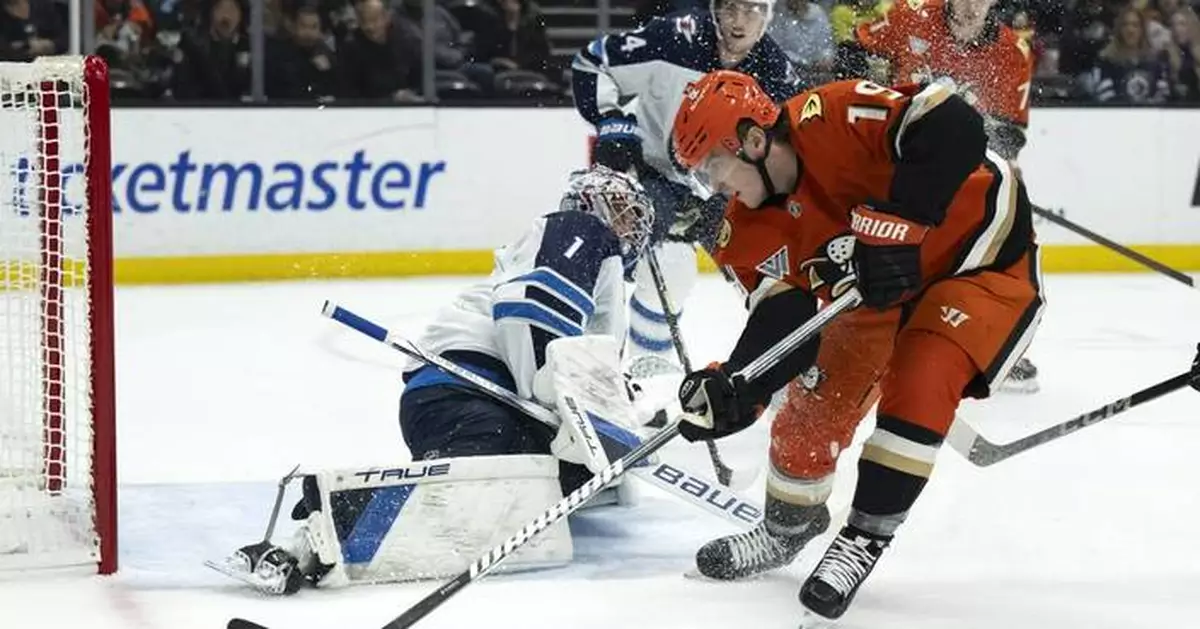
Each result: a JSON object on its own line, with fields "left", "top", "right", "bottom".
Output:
{"left": 768, "top": 0, "right": 834, "bottom": 86}
{"left": 1079, "top": 7, "right": 1172, "bottom": 103}
{"left": 1166, "top": 5, "right": 1200, "bottom": 100}
{"left": 154, "top": 0, "right": 206, "bottom": 31}
{"left": 1059, "top": 0, "right": 1116, "bottom": 76}
{"left": 323, "top": 0, "right": 359, "bottom": 41}
{"left": 93, "top": 0, "right": 162, "bottom": 98}
{"left": 473, "top": 0, "right": 554, "bottom": 76}
{"left": 392, "top": 0, "right": 464, "bottom": 69}
{"left": 829, "top": 0, "right": 890, "bottom": 80}
{"left": 392, "top": 0, "right": 495, "bottom": 90}
{"left": 95, "top": 0, "right": 155, "bottom": 49}
{"left": 268, "top": 1, "right": 338, "bottom": 100}
{"left": 0, "top": 0, "right": 67, "bottom": 61}
{"left": 338, "top": 0, "right": 423, "bottom": 102}
{"left": 1145, "top": 0, "right": 1179, "bottom": 49}
{"left": 170, "top": 0, "right": 251, "bottom": 100}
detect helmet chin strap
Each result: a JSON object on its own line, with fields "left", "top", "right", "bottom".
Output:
{"left": 736, "top": 133, "right": 787, "bottom": 207}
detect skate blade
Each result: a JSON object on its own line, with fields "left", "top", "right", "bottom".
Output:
{"left": 204, "top": 558, "right": 287, "bottom": 594}
{"left": 997, "top": 378, "right": 1040, "bottom": 394}
{"left": 797, "top": 608, "right": 837, "bottom": 629}
{"left": 680, "top": 566, "right": 765, "bottom": 583}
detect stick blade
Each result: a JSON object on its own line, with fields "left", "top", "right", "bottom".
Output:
{"left": 945, "top": 418, "right": 1003, "bottom": 467}
{"left": 228, "top": 619, "right": 271, "bottom": 629}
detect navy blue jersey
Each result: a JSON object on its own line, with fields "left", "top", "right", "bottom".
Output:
{"left": 406, "top": 211, "right": 628, "bottom": 402}
{"left": 572, "top": 7, "right": 801, "bottom": 192}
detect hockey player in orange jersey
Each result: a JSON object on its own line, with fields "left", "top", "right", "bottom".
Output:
{"left": 670, "top": 70, "right": 1043, "bottom": 622}
{"left": 855, "top": 0, "right": 1034, "bottom": 160}
{"left": 855, "top": 0, "right": 1041, "bottom": 393}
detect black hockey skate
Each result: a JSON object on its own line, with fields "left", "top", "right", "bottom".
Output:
{"left": 999, "top": 356, "right": 1039, "bottom": 394}
{"left": 798, "top": 526, "right": 890, "bottom": 623}
{"left": 695, "top": 501, "right": 829, "bottom": 580}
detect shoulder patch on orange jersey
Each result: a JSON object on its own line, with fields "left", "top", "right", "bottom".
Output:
{"left": 755, "top": 245, "right": 790, "bottom": 280}
{"left": 905, "top": 0, "right": 926, "bottom": 10}
{"left": 798, "top": 93, "right": 823, "bottom": 123}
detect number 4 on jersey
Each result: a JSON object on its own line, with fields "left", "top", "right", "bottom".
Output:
{"left": 620, "top": 35, "right": 647, "bottom": 53}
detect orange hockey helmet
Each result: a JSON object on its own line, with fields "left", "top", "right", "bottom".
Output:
{"left": 671, "top": 70, "right": 781, "bottom": 171}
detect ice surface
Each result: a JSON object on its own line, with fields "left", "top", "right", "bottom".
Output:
{"left": 2, "top": 273, "right": 1198, "bottom": 629}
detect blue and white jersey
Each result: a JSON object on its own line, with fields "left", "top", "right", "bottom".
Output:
{"left": 407, "top": 211, "right": 628, "bottom": 401}
{"left": 572, "top": 7, "right": 802, "bottom": 193}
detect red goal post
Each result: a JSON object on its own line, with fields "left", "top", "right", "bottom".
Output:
{"left": 0, "top": 55, "right": 116, "bottom": 575}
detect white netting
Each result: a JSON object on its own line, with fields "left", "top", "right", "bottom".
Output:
{"left": 0, "top": 58, "right": 100, "bottom": 571}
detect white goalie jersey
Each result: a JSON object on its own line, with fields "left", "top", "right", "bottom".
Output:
{"left": 406, "top": 210, "right": 630, "bottom": 402}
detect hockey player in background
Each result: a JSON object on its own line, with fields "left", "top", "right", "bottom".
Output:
{"left": 571, "top": 0, "right": 801, "bottom": 365}
{"left": 853, "top": 0, "right": 1041, "bottom": 392}
{"left": 218, "top": 165, "right": 656, "bottom": 595}
{"left": 671, "top": 71, "right": 1042, "bottom": 622}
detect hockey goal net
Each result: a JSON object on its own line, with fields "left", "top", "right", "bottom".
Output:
{"left": 0, "top": 56, "right": 116, "bottom": 574}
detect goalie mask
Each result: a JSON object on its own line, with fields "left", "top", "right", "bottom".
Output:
{"left": 560, "top": 165, "right": 655, "bottom": 273}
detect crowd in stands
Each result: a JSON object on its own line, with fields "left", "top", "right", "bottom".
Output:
{"left": 2, "top": 0, "right": 1198, "bottom": 104}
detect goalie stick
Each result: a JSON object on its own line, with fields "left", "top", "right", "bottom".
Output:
{"left": 946, "top": 343, "right": 1200, "bottom": 466}
{"left": 1034, "top": 205, "right": 1196, "bottom": 288}
{"left": 227, "top": 289, "right": 862, "bottom": 629}
{"left": 643, "top": 247, "right": 750, "bottom": 489}
{"left": 320, "top": 301, "right": 763, "bottom": 530}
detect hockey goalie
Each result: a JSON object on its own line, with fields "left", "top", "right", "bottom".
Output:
{"left": 210, "top": 165, "right": 659, "bottom": 595}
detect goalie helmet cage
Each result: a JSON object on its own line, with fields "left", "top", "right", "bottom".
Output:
{"left": 0, "top": 56, "right": 116, "bottom": 575}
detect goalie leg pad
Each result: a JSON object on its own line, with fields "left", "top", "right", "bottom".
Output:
{"left": 291, "top": 454, "right": 572, "bottom": 586}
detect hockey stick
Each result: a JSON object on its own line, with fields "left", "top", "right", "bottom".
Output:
{"left": 1033, "top": 205, "right": 1196, "bottom": 288}
{"left": 946, "top": 344, "right": 1200, "bottom": 466}
{"left": 319, "top": 301, "right": 763, "bottom": 530}
{"left": 223, "top": 290, "right": 861, "bottom": 629}
{"left": 643, "top": 247, "right": 745, "bottom": 488}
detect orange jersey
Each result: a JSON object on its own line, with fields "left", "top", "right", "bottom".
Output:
{"left": 855, "top": 0, "right": 1033, "bottom": 126}
{"left": 714, "top": 79, "right": 1031, "bottom": 305}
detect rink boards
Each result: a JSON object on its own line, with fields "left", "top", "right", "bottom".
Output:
{"left": 4, "top": 106, "right": 1198, "bottom": 283}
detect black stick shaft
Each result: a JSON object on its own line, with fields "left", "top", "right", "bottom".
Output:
{"left": 644, "top": 248, "right": 734, "bottom": 485}
{"left": 1033, "top": 206, "right": 1195, "bottom": 287}
{"left": 998, "top": 371, "right": 1195, "bottom": 458}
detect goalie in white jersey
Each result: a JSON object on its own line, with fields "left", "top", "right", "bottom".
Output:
{"left": 218, "top": 166, "right": 656, "bottom": 595}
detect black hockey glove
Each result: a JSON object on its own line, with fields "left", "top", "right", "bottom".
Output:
{"left": 667, "top": 193, "right": 727, "bottom": 252}
{"left": 677, "top": 362, "right": 764, "bottom": 442}
{"left": 593, "top": 111, "right": 643, "bottom": 173}
{"left": 850, "top": 202, "right": 930, "bottom": 310}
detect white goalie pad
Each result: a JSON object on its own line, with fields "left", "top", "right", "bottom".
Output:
{"left": 290, "top": 454, "right": 572, "bottom": 586}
